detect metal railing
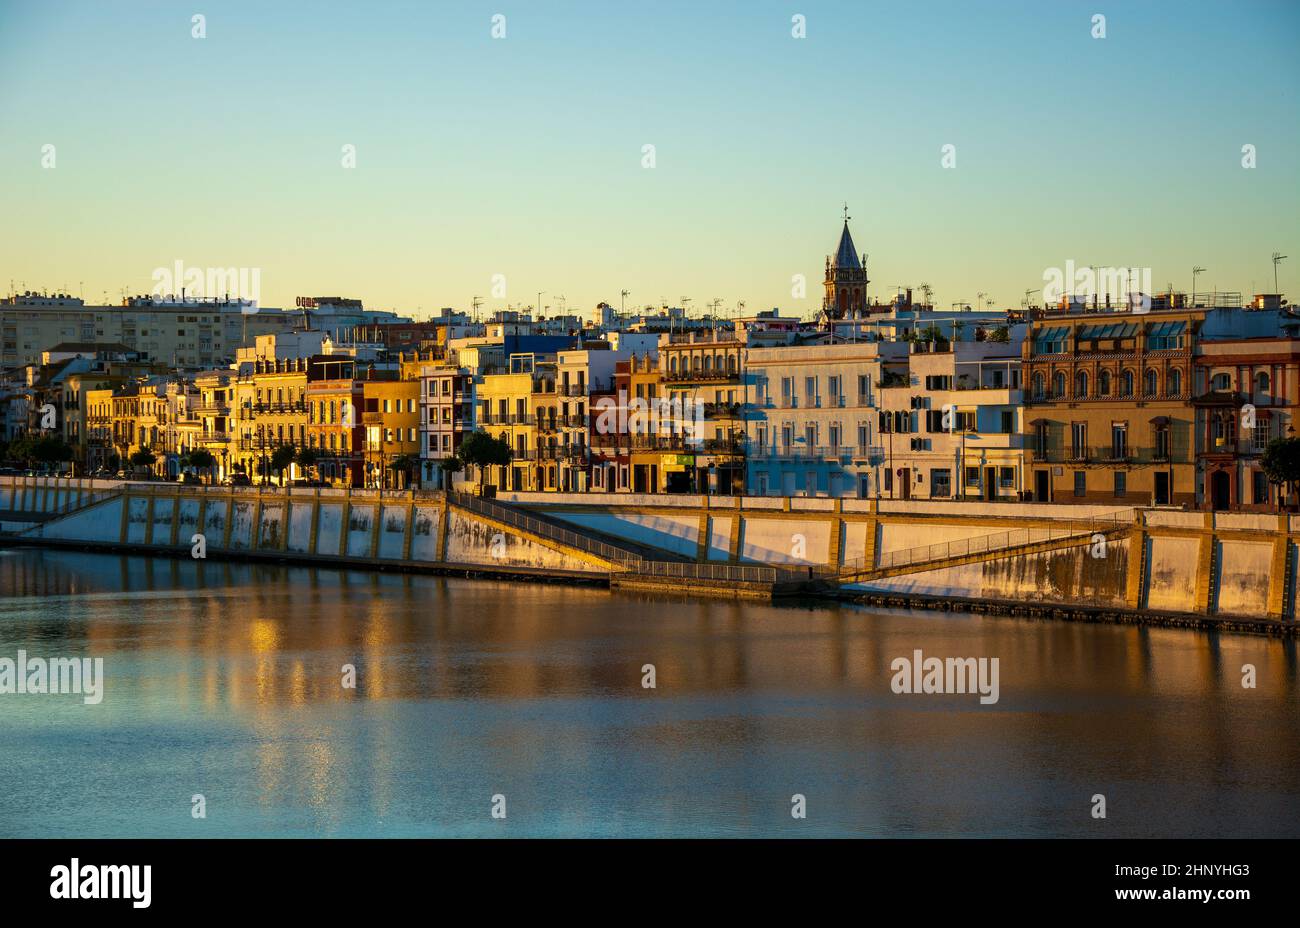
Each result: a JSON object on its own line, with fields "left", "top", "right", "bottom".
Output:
{"left": 448, "top": 490, "right": 644, "bottom": 566}
{"left": 837, "top": 508, "right": 1136, "bottom": 578}
{"left": 616, "top": 560, "right": 808, "bottom": 585}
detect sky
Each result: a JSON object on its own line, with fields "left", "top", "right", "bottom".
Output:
{"left": 1, "top": 0, "right": 1297, "bottom": 321}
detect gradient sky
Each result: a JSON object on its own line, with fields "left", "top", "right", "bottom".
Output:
{"left": 1, "top": 0, "right": 1297, "bottom": 321}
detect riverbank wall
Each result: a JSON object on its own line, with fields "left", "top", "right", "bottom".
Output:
{"left": 0, "top": 477, "right": 1294, "bottom": 628}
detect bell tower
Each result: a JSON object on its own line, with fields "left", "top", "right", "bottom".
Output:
{"left": 822, "top": 205, "right": 869, "bottom": 319}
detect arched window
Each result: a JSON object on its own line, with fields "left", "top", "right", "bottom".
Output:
{"left": 1144, "top": 369, "right": 1159, "bottom": 397}
{"left": 1121, "top": 370, "right": 1134, "bottom": 397}
{"left": 1075, "top": 371, "right": 1089, "bottom": 397}
{"left": 1167, "top": 369, "right": 1182, "bottom": 396}
{"left": 1099, "top": 370, "right": 1112, "bottom": 396}
{"left": 1211, "top": 373, "right": 1231, "bottom": 391}
{"left": 1032, "top": 372, "right": 1046, "bottom": 400}
{"left": 1052, "top": 371, "right": 1066, "bottom": 398}
{"left": 670, "top": 356, "right": 678, "bottom": 374}
{"left": 1257, "top": 371, "right": 1271, "bottom": 395}
{"left": 703, "top": 355, "right": 713, "bottom": 372}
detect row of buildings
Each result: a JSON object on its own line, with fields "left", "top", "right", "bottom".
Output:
{"left": 4, "top": 224, "right": 1298, "bottom": 510}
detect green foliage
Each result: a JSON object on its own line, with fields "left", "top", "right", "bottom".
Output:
{"left": 455, "top": 431, "right": 512, "bottom": 495}
{"left": 1261, "top": 437, "right": 1300, "bottom": 503}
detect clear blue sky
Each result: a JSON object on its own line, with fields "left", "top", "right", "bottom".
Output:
{"left": 1, "top": 0, "right": 1297, "bottom": 319}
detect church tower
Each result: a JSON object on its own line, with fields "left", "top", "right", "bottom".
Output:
{"left": 822, "top": 207, "right": 869, "bottom": 319}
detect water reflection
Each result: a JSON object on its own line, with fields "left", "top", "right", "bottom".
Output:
{"left": 0, "top": 548, "right": 1297, "bottom": 838}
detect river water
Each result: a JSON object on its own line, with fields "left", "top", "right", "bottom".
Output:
{"left": 0, "top": 548, "right": 1296, "bottom": 838}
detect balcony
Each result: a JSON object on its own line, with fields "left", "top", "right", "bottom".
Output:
{"left": 702, "top": 401, "right": 743, "bottom": 419}
{"left": 664, "top": 368, "right": 742, "bottom": 384}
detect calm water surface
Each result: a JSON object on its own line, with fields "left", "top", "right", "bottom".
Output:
{"left": 0, "top": 548, "right": 1297, "bottom": 837}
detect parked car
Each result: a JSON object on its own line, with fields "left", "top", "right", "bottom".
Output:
{"left": 178, "top": 473, "right": 202, "bottom": 485}
{"left": 223, "top": 474, "right": 252, "bottom": 487}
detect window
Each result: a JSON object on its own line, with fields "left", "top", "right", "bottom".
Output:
{"left": 1099, "top": 370, "right": 1112, "bottom": 396}
{"left": 1146, "top": 321, "right": 1186, "bottom": 351}
{"left": 1144, "top": 369, "right": 1159, "bottom": 397}
{"left": 1120, "top": 370, "right": 1134, "bottom": 397}
{"left": 1154, "top": 425, "right": 1170, "bottom": 460}
{"left": 931, "top": 469, "right": 952, "bottom": 497}
{"left": 1034, "top": 327, "right": 1069, "bottom": 354}
{"left": 1052, "top": 371, "right": 1066, "bottom": 398}
{"left": 828, "top": 376, "right": 843, "bottom": 406}
{"left": 1211, "top": 373, "right": 1231, "bottom": 391}
{"left": 1114, "top": 471, "right": 1127, "bottom": 498}
{"left": 1111, "top": 423, "right": 1128, "bottom": 459}
{"left": 1252, "top": 417, "right": 1271, "bottom": 453}
{"left": 1071, "top": 422, "right": 1087, "bottom": 459}
{"left": 1075, "top": 371, "right": 1088, "bottom": 397}
{"left": 999, "top": 466, "right": 1015, "bottom": 488}
{"left": 965, "top": 467, "right": 980, "bottom": 488}
{"left": 1256, "top": 371, "right": 1271, "bottom": 395}
{"left": 1032, "top": 372, "right": 1046, "bottom": 400}
{"left": 1074, "top": 471, "right": 1087, "bottom": 497}
{"left": 1167, "top": 369, "right": 1182, "bottom": 396}
{"left": 1253, "top": 470, "right": 1270, "bottom": 505}
{"left": 1000, "top": 410, "right": 1014, "bottom": 434}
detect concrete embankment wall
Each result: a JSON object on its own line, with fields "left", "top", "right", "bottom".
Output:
{"left": 0, "top": 477, "right": 607, "bottom": 578}
{"left": 498, "top": 490, "right": 1296, "bottom": 622}
{"left": 3, "top": 478, "right": 1294, "bottom": 622}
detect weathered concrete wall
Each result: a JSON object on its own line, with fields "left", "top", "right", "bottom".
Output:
{"left": 538, "top": 510, "right": 700, "bottom": 559}
{"left": 1216, "top": 540, "right": 1272, "bottom": 617}
{"left": 858, "top": 538, "right": 1131, "bottom": 608}
{"left": 316, "top": 504, "right": 343, "bottom": 556}
{"left": 2, "top": 483, "right": 611, "bottom": 578}
{"left": 1144, "top": 536, "right": 1201, "bottom": 612}
{"left": 443, "top": 510, "right": 602, "bottom": 573}
{"left": 287, "top": 500, "right": 313, "bottom": 553}
{"left": 739, "top": 517, "right": 830, "bottom": 565}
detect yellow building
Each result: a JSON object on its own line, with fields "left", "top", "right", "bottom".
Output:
{"left": 477, "top": 353, "right": 553, "bottom": 493}
{"left": 234, "top": 356, "right": 310, "bottom": 484}
{"left": 193, "top": 371, "right": 235, "bottom": 480}
{"left": 362, "top": 378, "right": 420, "bottom": 488}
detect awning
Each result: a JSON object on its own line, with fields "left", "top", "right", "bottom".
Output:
{"left": 1078, "top": 322, "right": 1139, "bottom": 340}
{"left": 1149, "top": 416, "right": 1170, "bottom": 425}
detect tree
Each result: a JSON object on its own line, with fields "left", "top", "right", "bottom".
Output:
{"left": 388, "top": 453, "right": 418, "bottom": 488}
{"left": 295, "top": 447, "right": 319, "bottom": 482}
{"left": 270, "top": 445, "right": 297, "bottom": 485}
{"left": 1261, "top": 436, "right": 1300, "bottom": 510}
{"left": 988, "top": 326, "right": 1011, "bottom": 343}
{"left": 187, "top": 448, "right": 217, "bottom": 484}
{"left": 4, "top": 435, "right": 71, "bottom": 471}
{"left": 456, "top": 431, "right": 512, "bottom": 496}
{"left": 129, "top": 447, "right": 156, "bottom": 474}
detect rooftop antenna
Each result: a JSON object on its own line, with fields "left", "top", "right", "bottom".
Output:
{"left": 1273, "top": 252, "right": 1288, "bottom": 295}
{"left": 1192, "top": 266, "right": 1206, "bottom": 306}
{"left": 620, "top": 289, "right": 630, "bottom": 315}
{"left": 1022, "top": 287, "right": 1040, "bottom": 310}
{"left": 471, "top": 295, "right": 483, "bottom": 322}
